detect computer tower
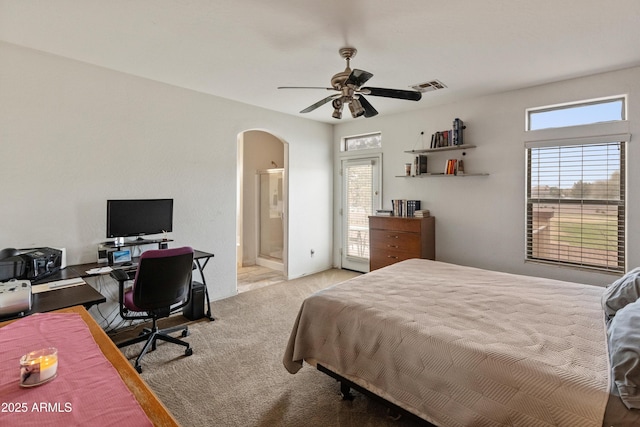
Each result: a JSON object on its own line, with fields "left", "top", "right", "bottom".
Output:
{"left": 183, "top": 281, "right": 205, "bottom": 321}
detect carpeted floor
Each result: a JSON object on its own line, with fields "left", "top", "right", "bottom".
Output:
{"left": 115, "top": 268, "right": 429, "bottom": 427}
{"left": 237, "top": 265, "right": 286, "bottom": 293}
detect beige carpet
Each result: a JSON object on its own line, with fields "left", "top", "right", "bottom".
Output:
{"left": 237, "top": 265, "right": 286, "bottom": 293}
{"left": 116, "top": 269, "right": 428, "bottom": 427}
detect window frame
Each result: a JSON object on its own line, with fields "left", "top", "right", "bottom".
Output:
{"left": 524, "top": 96, "right": 629, "bottom": 273}
{"left": 526, "top": 95, "right": 626, "bottom": 131}
{"left": 341, "top": 132, "right": 382, "bottom": 152}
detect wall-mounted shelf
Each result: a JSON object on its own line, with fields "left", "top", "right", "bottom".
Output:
{"left": 401, "top": 143, "right": 488, "bottom": 177}
{"left": 404, "top": 144, "right": 476, "bottom": 154}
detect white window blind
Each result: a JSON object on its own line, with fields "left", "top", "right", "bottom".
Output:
{"left": 526, "top": 141, "right": 625, "bottom": 272}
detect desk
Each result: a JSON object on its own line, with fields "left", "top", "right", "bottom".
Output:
{"left": 0, "top": 306, "right": 179, "bottom": 426}
{"left": 0, "top": 280, "right": 106, "bottom": 321}
{"left": 4, "top": 247, "right": 214, "bottom": 322}
{"left": 31, "top": 282, "right": 106, "bottom": 313}
{"left": 193, "top": 249, "right": 215, "bottom": 320}
{"left": 34, "top": 248, "right": 215, "bottom": 320}
{"left": 109, "top": 249, "right": 216, "bottom": 321}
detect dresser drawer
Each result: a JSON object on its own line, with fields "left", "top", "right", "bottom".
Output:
{"left": 370, "top": 229, "right": 421, "bottom": 254}
{"left": 370, "top": 252, "right": 419, "bottom": 270}
{"left": 369, "top": 216, "right": 422, "bottom": 233}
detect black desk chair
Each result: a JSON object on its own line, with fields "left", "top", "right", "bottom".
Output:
{"left": 110, "top": 246, "right": 195, "bottom": 373}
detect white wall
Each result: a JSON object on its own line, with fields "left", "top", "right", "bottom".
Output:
{"left": 0, "top": 42, "right": 334, "bottom": 301}
{"left": 333, "top": 66, "right": 640, "bottom": 286}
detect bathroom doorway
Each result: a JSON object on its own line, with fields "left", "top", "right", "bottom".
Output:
{"left": 237, "top": 130, "right": 287, "bottom": 292}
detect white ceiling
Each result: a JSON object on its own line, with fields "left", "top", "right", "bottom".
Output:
{"left": 2, "top": 0, "right": 640, "bottom": 123}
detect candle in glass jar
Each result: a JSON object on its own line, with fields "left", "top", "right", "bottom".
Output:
{"left": 20, "top": 348, "right": 58, "bottom": 387}
{"left": 38, "top": 354, "right": 58, "bottom": 382}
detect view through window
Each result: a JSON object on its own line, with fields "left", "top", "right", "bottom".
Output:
{"left": 526, "top": 97, "right": 626, "bottom": 272}
{"left": 343, "top": 133, "right": 382, "bottom": 151}
{"left": 345, "top": 162, "right": 373, "bottom": 260}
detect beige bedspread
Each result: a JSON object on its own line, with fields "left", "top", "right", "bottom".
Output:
{"left": 284, "top": 259, "right": 610, "bottom": 427}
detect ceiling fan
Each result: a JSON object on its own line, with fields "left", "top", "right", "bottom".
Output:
{"left": 278, "top": 47, "right": 422, "bottom": 119}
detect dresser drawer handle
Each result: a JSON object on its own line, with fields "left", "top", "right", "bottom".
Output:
{"left": 387, "top": 245, "right": 399, "bottom": 248}
{"left": 387, "top": 235, "right": 399, "bottom": 239}
{"left": 387, "top": 255, "right": 399, "bottom": 259}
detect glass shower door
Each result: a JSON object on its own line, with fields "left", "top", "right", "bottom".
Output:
{"left": 259, "top": 169, "right": 284, "bottom": 260}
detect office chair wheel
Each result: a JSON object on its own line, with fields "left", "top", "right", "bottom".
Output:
{"left": 181, "top": 329, "right": 190, "bottom": 337}
{"left": 185, "top": 347, "right": 193, "bottom": 357}
{"left": 135, "top": 365, "right": 143, "bottom": 374}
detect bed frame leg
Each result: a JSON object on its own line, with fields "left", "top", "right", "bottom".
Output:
{"left": 340, "top": 381, "right": 354, "bottom": 401}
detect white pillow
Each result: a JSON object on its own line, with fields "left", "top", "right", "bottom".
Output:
{"left": 609, "top": 298, "right": 640, "bottom": 409}
{"left": 602, "top": 267, "right": 640, "bottom": 320}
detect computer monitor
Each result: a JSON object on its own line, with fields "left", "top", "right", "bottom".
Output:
{"left": 109, "top": 249, "right": 132, "bottom": 266}
{"left": 106, "top": 199, "right": 173, "bottom": 239}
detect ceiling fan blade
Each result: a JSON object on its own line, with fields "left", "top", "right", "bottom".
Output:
{"left": 278, "top": 86, "right": 336, "bottom": 90}
{"left": 300, "top": 95, "right": 340, "bottom": 113}
{"left": 361, "top": 87, "right": 422, "bottom": 101}
{"left": 345, "top": 69, "right": 373, "bottom": 88}
{"left": 358, "top": 95, "right": 378, "bottom": 118}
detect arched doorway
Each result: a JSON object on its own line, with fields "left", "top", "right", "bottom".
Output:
{"left": 236, "top": 130, "right": 288, "bottom": 291}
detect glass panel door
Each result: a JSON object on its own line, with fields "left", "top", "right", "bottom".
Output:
{"left": 341, "top": 157, "right": 381, "bottom": 272}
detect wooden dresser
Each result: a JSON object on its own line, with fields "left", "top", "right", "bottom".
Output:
{"left": 369, "top": 216, "right": 435, "bottom": 271}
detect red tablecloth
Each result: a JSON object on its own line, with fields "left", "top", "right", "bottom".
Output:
{"left": 0, "top": 313, "right": 152, "bottom": 426}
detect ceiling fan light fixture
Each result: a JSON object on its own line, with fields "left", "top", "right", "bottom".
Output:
{"left": 349, "top": 98, "right": 365, "bottom": 118}
{"left": 332, "top": 98, "right": 344, "bottom": 119}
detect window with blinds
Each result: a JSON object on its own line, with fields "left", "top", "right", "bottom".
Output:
{"left": 527, "top": 143, "right": 625, "bottom": 272}
{"left": 525, "top": 96, "right": 627, "bottom": 273}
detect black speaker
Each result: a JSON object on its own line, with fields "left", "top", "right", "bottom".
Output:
{"left": 183, "top": 281, "right": 205, "bottom": 320}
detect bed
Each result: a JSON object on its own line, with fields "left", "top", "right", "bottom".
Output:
{"left": 283, "top": 259, "right": 640, "bottom": 427}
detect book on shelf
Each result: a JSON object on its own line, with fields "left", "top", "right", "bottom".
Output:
{"left": 375, "top": 209, "right": 393, "bottom": 216}
{"left": 445, "top": 159, "right": 458, "bottom": 175}
{"left": 430, "top": 129, "right": 458, "bottom": 148}
{"left": 429, "top": 119, "right": 465, "bottom": 149}
{"left": 391, "top": 199, "right": 421, "bottom": 217}
{"left": 407, "top": 200, "right": 420, "bottom": 217}
{"left": 414, "top": 209, "right": 430, "bottom": 218}
{"left": 392, "top": 199, "right": 405, "bottom": 216}
{"left": 414, "top": 155, "right": 427, "bottom": 175}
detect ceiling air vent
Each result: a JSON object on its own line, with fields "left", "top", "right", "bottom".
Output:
{"left": 410, "top": 80, "right": 447, "bottom": 93}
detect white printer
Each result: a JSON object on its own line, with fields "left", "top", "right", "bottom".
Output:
{"left": 0, "top": 279, "right": 32, "bottom": 317}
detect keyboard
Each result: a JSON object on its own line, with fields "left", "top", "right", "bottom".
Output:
{"left": 47, "top": 278, "right": 86, "bottom": 289}
{"left": 113, "top": 263, "right": 138, "bottom": 271}
{"left": 31, "top": 278, "right": 86, "bottom": 294}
